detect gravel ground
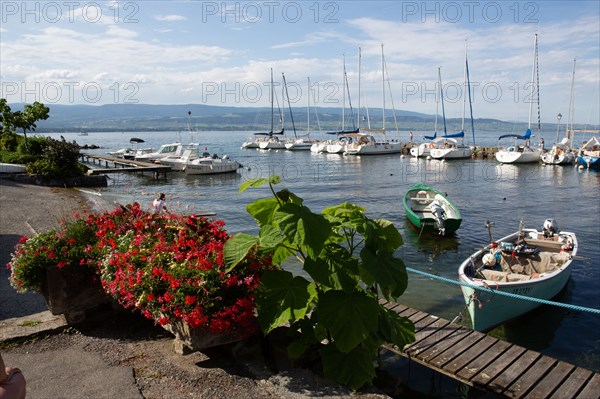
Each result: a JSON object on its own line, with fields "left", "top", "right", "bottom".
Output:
{"left": 0, "top": 177, "right": 392, "bottom": 399}
{"left": 4, "top": 310, "right": 391, "bottom": 399}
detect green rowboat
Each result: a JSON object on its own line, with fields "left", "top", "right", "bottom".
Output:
{"left": 402, "top": 183, "right": 462, "bottom": 235}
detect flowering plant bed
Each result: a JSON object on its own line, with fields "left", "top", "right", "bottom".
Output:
{"left": 8, "top": 214, "right": 101, "bottom": 293}
{"left": 96, "top": 203, "right": 274, "bottom": 342}
{"left": 8, "top": 213, "right": 109, "bottom": 321}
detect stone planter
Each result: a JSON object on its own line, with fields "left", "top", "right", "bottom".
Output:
{"left": 161, "top": 318, "right": 257, "bottom": 354}
{"left": 41, "top": 266, "right": 110, "bottom": 324}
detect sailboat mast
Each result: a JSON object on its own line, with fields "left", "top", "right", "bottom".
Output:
{"left": 465, "top": 41, "right": 475, "bottom": 146}
{"left": 270, "top": 68, "right": 274, "bottom": 133}
{"left": 358, "top": 47, "right": 361, "bottom": 130}
{"left": 439, "top": 67, "right": 447, "bottom": 135}
{"left": 462, "top": 41, "right": 467, "bottom": 132}
{"left": 342, "top": 54, "right": 346, "bottom": 131}
{"left": 435, "top": 68, "right": 439, "bottom": 133}
{"left": 568, "top": 58, "right": 576, "bottom": 147}
{"left": 282, "top": 73, "right": 297, "bottom": 137}
{"left": 381, "top": 44, "right": 385, "bottom": 132}
{"left": 307, "top": 77, "right": 310, "bottom": 134}
{"left": 528, "top": 34, "right": 537, "bottom": 130}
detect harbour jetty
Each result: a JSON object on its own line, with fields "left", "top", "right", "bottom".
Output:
{"left": 80, "top": 153, "right": 170, "bottom": 180}
{"left": 380, "top": 299, "right": 600, "bottom": 399}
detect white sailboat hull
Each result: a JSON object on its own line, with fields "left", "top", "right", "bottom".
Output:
{"left": 326, "top": 143, "right": 346, "bottom": 154}
{"left": 345, "top": 142, "right": 403, "bottom": 155}
{"left": 495, "top": 147, "right": 541, "bottom": 163}
{"left": 430, "top": 147, "right": 472, "bottom": 159}
{"left": 259, "top": 140, "right": 286, "bottom": 150}
{"left": 410, "top": 143, "right": 432, "bottom": 157}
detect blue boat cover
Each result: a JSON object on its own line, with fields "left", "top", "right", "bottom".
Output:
{"left": 498, "top": 128, "right": 531, "bottom": 141}
{"left": 442, "top": 131, "right": 465, "bottom": 138}
{"left": 423, "top": 132, "right": 437, "bottom": 140}
{"left": 326, "top": 128, "right": 360, "bottom": 135}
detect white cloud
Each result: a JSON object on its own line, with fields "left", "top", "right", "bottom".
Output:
{"left": 155, "top": 15, "right": 187, "bottom": 22}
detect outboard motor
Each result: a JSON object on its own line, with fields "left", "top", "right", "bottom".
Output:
{"left": 430, "top": 201, "right": 446, "bottom": 235}
{"left": 543, "top": 218, "right": 558, "bottom": 238}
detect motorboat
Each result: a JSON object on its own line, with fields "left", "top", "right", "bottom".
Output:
{"left": 458, "top": 219, "right": 577, "bottom": 331}
{"left": 402, "top": 183, "right": 462, "bottom": 235}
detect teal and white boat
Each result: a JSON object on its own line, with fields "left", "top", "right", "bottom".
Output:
{"left": 402, "top": 183, "right": 462, "bottom": 235}
{"left": 458, "top": 219, "right": 578, "bottom": 331}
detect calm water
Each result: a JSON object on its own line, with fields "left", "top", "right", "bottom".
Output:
{"left": 53, "top": 130, "right": 599, "bottom": 396}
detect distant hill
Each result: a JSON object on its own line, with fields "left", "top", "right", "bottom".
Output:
{"left": 7, "top": 103, "right": 594, "bottom": 133}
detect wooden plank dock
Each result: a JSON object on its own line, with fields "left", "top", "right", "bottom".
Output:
{"left": 380, "top": 300, "right": 599, "bottom": 399}
{"left": 80, "top": 154, "right": 171, "bottom": 179}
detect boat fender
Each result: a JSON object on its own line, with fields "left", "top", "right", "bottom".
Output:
{"left": 428, "top": 143, "right": 434, "bottom": 149}
{"left": 482, "top": 253, "right": 496, "bottom": 267}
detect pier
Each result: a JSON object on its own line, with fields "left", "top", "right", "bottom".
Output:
{"left": 80, "top": 154, "right": 171, "bottom": 180}
{"left": 380, "top": 300, "right": 599, "bottom": 398}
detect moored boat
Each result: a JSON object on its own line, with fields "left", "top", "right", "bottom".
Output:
{"left": 496, "top": 35, "right": 543, "bottom": 165}
{"left": 183, "top": 153, "right": 240, "bottom": 175}
{"left": 135, "top": 142, "right": 183, "bottom": 162}
{"left": 402, "top": 183, "right": 462, "bottom": 235}
{"left": 458, "top": 219, "right": 578, "bottom": 331}
{"left": 577, "top": 136, "right": 600, "bottom": 170}
{"left": 541, "top": 139, "right": 575, "bottom": 165}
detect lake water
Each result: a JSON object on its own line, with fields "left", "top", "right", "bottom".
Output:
{"left": 50, "top": 130, "right": 599, "bottom": 397}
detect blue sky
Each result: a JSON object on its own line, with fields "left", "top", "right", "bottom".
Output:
{"left": 1, "top": 1, "right": 599, "bottom": 125}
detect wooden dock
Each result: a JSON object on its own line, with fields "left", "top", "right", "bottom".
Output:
{"left": 80, "top": 154, "right": 171, "bottom": 180}
{"left": 381, "top": 300, "right": 599, "bottom": 398}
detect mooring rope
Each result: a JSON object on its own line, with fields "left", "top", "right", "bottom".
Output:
{"left": 406, "top": 266, "right": 600, "bottom": 315}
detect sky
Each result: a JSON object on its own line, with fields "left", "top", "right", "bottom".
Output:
{"left": 1, "top": 1, "right": 599, "bottom": 125}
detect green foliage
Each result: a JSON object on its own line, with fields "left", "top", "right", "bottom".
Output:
{"left": 18, "top": 136, "right": 46, "bottom": 156}
{"left": 25, "top": 136, "right": 84, "bottom": 178}
{"left": 0, "top": 132, "right": 19, "bottom": 151}
{"left": 224, "top": 176, "right": 415, "bottom": 391}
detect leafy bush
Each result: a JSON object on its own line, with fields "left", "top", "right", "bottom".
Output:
{"left": 25, "top": 136, "right": 84, "bottom": 178}
{"left": 8, "top": 215, "right": 100, "bottom": 292}
{"left": 0, "top": 132, "right": 19, "bottom": 151}
{"left": 224, "top": 176, "right": 415, "bottom": 391}
{"left": 18, "top": 136, "right": 47, "bottom": 156}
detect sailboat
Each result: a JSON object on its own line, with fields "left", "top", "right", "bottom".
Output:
{"left": 410, "top": 76, "right": 439, "bottom": 158}
{"left": 344, "top": 44, "right": 403, "bottom": 155}
{"left": 326, "top": 54, "right": 359, "bottom": 154}
{"left": 286, "top": 77, "right": 318, "bottom": 151}
{"left": 496, "top": 34, "right": 543, "bottom": 164}
{"left": 430, "top": 47, "right": 474, "bottom": 161}
{"left": 542, "top": 58, "right": 577, "bottom": 165}
{"left": 242, "top": 68, "right": 285, "bottom": 149}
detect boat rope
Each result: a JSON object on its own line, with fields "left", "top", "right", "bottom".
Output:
{"left": 406, "top": 266, "right": 600, "bottom": 315}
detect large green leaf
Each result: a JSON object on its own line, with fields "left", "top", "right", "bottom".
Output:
{"left": 239, "top": 176, "right": 281, "bottom": 192}
{"left": 303, "top": 247, "right": 359, "bottom": 291}
{"left": 377, "top": 307, "right": 415, "bottom": 349}
{"left": 360, "top": 247, "right": 408, "bottom": 298}
{"left": 373, "top": 218, "right": 404, "bottom": 251}
{"left": 275, "top": 188, "right": 303, "bottom": 204}
{"left": 320, "top": 344, "right": 376, "bottom": 391}
{"left": 274, "top": 203, "right": 331, "bottom": 259}
{"left": 258, "top": 225, "right": 283, "bottom": 248}
{"left": 247, "top": 198, "right": 280, "bottom": 226}
{"left": 256, "top": 270, "right": 316, "bottom": 334}
{"left": 223, "top": 233, "right": 258, "bottom": 272}
{"left": 318, "top": 290, "right": 379, "bottom": 353}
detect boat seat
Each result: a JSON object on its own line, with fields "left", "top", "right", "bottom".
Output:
{"left": 498, "top": 251, "right": 570, "bottom": 275}
{"left": 480, "top": 269, "right": 532, "bottom": 282}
